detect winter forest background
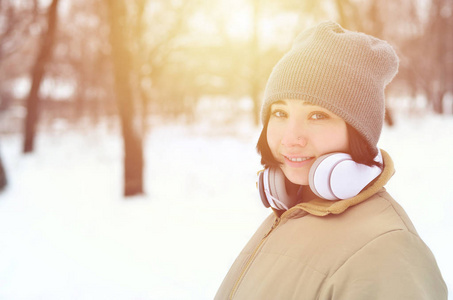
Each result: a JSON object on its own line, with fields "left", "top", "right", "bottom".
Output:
{"left": 0, "top": 0, "right": 452, "bottom": 299}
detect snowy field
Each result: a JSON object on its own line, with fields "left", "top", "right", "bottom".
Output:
{"left": 0, "top": 112, "right": 452, "bottom": 299}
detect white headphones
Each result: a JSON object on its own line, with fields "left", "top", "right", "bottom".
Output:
{"left": 258, "top": 150, "right": 383, "bottom": 210}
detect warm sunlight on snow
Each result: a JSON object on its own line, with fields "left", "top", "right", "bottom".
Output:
{"left": 0, "top": 111, "right": 452, "bottom": 299}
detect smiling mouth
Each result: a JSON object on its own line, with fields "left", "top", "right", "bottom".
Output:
{"left": 284, "top": 156, "right": 313, "bottom": 162}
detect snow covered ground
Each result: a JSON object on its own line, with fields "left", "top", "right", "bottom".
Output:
{"left": 0, "top": 113, "right": 452, "bottom": 299}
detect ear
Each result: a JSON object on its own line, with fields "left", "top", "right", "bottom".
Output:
{"left": 309, "top": 151, "right": 383, "bottom": 200}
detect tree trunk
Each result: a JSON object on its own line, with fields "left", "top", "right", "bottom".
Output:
{"left": 0, "top": 151, "right": 7, "bottom": 191}
{"left": 431, "top": 90, "right": 444, "bottom": 114}
{"left": 22, "top": 0, "right": 59, "bottom": 153}
{"left": 106, "top": 1, "right": 144, "bottom": 197}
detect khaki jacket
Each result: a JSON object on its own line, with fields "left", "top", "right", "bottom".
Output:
{"left": 215, "top": 150, "right": 447, "bottom": 299}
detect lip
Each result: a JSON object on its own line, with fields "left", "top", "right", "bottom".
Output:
{"left": 283, "top": 155, "right": 314, "bottom": 168}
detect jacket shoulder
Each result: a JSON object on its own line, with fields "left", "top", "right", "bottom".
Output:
{"left": 320, "top": 229, "right": 448, "bottom": 299}
{"left": 317, "top": 190, "right": 447, "bottom": 299}
{"left": 371, "top": 189, "right": 419, "bottom": 234}
{"left": 332, "top": 189, "right": 419, "bottom": 237}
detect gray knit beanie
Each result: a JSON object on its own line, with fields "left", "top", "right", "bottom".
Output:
{"left": 261, "top": 21, "right": 399, "bottom": 155}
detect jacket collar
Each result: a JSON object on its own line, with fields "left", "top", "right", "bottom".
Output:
{"left": 274, "top": 149, "right": 395, "bottom": 219}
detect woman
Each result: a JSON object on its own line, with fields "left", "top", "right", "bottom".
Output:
{"left": 215, "top": 21, "right": 447, "bottom": 299}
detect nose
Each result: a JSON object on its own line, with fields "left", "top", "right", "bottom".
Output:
{"left": 281, "top": 121, "right": 307, "bottom": 148}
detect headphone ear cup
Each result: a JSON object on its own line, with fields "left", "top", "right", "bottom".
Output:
{"left": 258, "top": 170, "right": 270, "bottom": 208}
{"left": 329, "top": 158, "right": 382, "bottom": 199}
{"left": 309, "top": 153, "right": 349, "bottom": 200}
{"left": 309, "top": 152, "right": 383, "bottom": 201}
{"left": 258, "top": 167, "right": 300, "bottom": 210}
{"left": 268, "top": 168, "right": 292, "bottom": 209}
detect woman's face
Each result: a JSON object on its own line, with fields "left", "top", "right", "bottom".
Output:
{"left": 267, "top": 99, "right": 349, "bottom": 185}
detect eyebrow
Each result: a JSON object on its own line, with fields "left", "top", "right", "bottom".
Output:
{"left": 271, "top": 100, "right": 315, "bottom": 106}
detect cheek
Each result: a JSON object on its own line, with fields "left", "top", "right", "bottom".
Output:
{"left": 337, "top": 124, "right": 349, "bottom": 151}
{"left": 266, "top": 123, "right": 281, "bottom": 156}
{"left": 318, "top": 125, "right": 349, "bottom": 152}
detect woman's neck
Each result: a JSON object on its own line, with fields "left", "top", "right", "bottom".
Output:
{"left": 285, "top": 179, "right": 317, "bottom": 203}
{"left": 299, "top": 185, "right": 317, "bottom": 202}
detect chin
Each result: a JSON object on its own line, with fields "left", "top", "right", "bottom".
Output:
{"left": 282, "top": 169, "right": 309, "bottom": 186}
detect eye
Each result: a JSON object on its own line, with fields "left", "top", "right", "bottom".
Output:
{"left": 271, "top": 109, "right": 287, "bottom": 118}
{"left": 309, "top": 112, "right": 329, "bottom": 120}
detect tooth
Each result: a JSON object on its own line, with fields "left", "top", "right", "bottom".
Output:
{"left": 290, "top": 157, "right": 305, "bottom": 162}
{"left": 286, "top": 156, "right": 311, "bottom": 162}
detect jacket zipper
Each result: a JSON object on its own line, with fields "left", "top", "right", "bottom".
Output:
{"left": 229, "top": 217, "right": 281, "bottom": 299}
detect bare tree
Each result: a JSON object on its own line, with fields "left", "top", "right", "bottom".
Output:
{"left": 0, "top": 0, "right": 41, "bottom": 188}
{"left": 0, "top": 152, "right": 6, "bottom": 191}
{"left": 53, "top": 1, "right": 114, "bottom": 124}
{"left": 0, "top": 0, "right": 39, "bottom": 63}
{"left": 106, "top": 1, "right": 144, "bottom": 196}
{"left": 424, "top": 0, "right": 453, "bottom": 113}
{"left": 22, "top": 0, "right": 60, "bottom": 153}
{"left": 1, "top": 0, "right": 39, "bottom": 107}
